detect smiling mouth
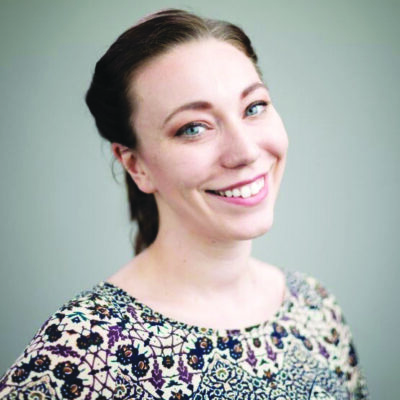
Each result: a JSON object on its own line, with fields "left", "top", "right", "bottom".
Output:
{"left": 206, "top": 176, "right": 265, "bottom": 199}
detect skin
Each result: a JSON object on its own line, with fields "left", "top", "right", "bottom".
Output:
{"left": 110, "top": 39, "right": 289, "bottom": 329}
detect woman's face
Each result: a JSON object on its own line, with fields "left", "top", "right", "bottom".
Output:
{"left": 126, "top": 39, "right": 289, "bottom": 243}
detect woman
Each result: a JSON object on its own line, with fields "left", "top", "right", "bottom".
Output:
{"left": 0, "top": 8, "right": 369, "bottom": 399}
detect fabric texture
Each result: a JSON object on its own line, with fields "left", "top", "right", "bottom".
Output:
{"left": 0, "top": 270, "right": 369, "bottom": 399}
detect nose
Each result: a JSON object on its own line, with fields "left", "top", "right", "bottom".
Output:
{"left": 218, "top": 120, "right": 260, "bottom": 169}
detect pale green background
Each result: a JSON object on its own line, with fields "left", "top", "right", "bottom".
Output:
{"left": 1, "top": 0, "right": 399, "bottom": 398}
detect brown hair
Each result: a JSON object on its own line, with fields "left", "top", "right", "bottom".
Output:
{"left": 85, "top": 8, "right": 262, "bottom": 254}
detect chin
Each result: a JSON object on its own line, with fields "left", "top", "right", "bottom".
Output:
{"left": 229, "top": 213, "right": 275, "bottom": 241}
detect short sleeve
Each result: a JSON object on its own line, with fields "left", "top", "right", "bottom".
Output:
{"left": 305, "top": 275, "right": 370, "bottom": 400}
{"left": 0, "top": 289, "right": 118, "bottom": 399}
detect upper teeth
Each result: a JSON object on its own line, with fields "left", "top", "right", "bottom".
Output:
{"left": 218, "top": 177, "right": 265, "bottom": 198}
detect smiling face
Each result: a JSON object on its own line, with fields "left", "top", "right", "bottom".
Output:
{"left": 124, "top": 39, "right": 289, "bottom": 243}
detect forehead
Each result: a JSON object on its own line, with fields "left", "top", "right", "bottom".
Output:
{"left": 129, "top": 39, "right": 261, "bottom": 116}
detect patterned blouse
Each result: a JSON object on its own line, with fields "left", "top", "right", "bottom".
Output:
{"left": 0, "top": 270, "right": 369, "bottom": 399}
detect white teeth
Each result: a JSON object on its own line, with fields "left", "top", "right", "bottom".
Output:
{"left": 232, "top": 188, "right": 241, "bottom": 197}
{"left": 215, "top": 176, "right": 265, "bottom": 199}
{"left": 250, "top": 181, "right": 259, "bottom": 195}
{"left": 240, "top": 185, "right": 251, "bottom": 198}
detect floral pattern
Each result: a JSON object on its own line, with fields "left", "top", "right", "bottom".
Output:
{"left": 0, "top": 270, "right": 369, "bottom": 399}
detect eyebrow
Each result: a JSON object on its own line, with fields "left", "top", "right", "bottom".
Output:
{"left": 162, "top": 81, "right": 269, "bottom": 127}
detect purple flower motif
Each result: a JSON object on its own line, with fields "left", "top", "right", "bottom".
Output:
{"left": 318, "top": 342, "right": 330, "bottom": 359}
{"left": 246, "top": 348, "right": 257, "bottom": 367}
{"left": 108, "top": 325, "right": 125, "bottom": 347}
{"left": 265, "top": 341, "right": 277, "bottom": 361}
{"left": 226, "top": 329, "right": 241, "bottom": 336}
{"left": 127, "top": 305, "right": 137, "bottom": 318}
{"left": 46, "top": 344, "right": 80, "bottom": 358}
{"left": 150, "top": 360, "right": 165, "bottom": 389}
{"left": 178, "top": 358, "right": 193, "bottom": 384}
{"left": 0, "top": 380, "right": 6, "bottom": 392}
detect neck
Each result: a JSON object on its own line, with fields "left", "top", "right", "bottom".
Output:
{"left": 140, "top": 225, "right": 255, "bottom": 300}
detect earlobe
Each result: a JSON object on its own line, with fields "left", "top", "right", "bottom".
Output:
{"left": 111, "top": 143, "right": 155, "bottom": 194}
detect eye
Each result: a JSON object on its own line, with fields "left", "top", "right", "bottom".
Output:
{"left": 175, "top": 122, "right": 207, "bottom": 137}
{"left": 245, "top": 101, "right": 268, "bottom": 117}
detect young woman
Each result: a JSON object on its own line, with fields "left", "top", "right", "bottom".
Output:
{"left": 0, "top": 9, "right": 369, "bottom": 399}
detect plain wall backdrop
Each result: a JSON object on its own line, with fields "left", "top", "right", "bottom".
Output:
{"left": 1, "top": 0, "right": 399, "bottom": 398}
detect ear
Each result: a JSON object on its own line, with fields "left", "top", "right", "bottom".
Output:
{"left": 111, "top": 143, "right": 155, "bottom": 194}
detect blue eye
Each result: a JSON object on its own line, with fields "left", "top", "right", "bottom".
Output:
{"left": 245, "top": 101, "right": 268, "bottom": 117}
{"left": 176, "top": 122, "right": 207, "bottom": 137}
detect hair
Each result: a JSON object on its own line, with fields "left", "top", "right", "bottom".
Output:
{"left": 85, "top": 8, "right": 262, "bottom": 255}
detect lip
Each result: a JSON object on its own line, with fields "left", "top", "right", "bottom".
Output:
{"left": 206, "top": 173, "right": 270, "bottom": 207}
{"left": 210, "top": 172, "right": 267, "bottom": 192}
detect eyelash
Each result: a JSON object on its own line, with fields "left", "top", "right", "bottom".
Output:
{"left": 175, "top": 100, "right": 269, "bottom": 138}
{"left": 245, "top": 101, "right": 269, "bottom": 117}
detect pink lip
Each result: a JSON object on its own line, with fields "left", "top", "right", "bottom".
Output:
{"left": 212, "top": 173, "right": 267, "bottom": 192}
{"left": 207, "top": 173, "right": 269, "bottom": 207}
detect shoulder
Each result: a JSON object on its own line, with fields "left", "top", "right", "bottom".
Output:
{"left": 284, "top": 269, "right": 351, "bottom": 335}
{"left": 285, "top": 269, "right": 339, "bottom": 309}
{"left": 251, "top": 261, "right": 335, "bottom": 312}
{"left": 0, "top": 282, "right": 123, "bottom": 399}
{"left": 284, "top": 270, "right": 369, "bottom": 397}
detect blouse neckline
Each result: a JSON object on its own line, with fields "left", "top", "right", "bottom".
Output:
{"left": 96, "top": 268, "right": 294, "bottom": 338}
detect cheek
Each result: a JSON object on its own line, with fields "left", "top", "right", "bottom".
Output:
{"left": 264, "top": 114, "right": 289, "bottom": 158}
{"left": 144, "top": 147, "right": 213, "bottom": 193}
{"left": 276, "top": 128, "right": 289, "bottom": 156}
